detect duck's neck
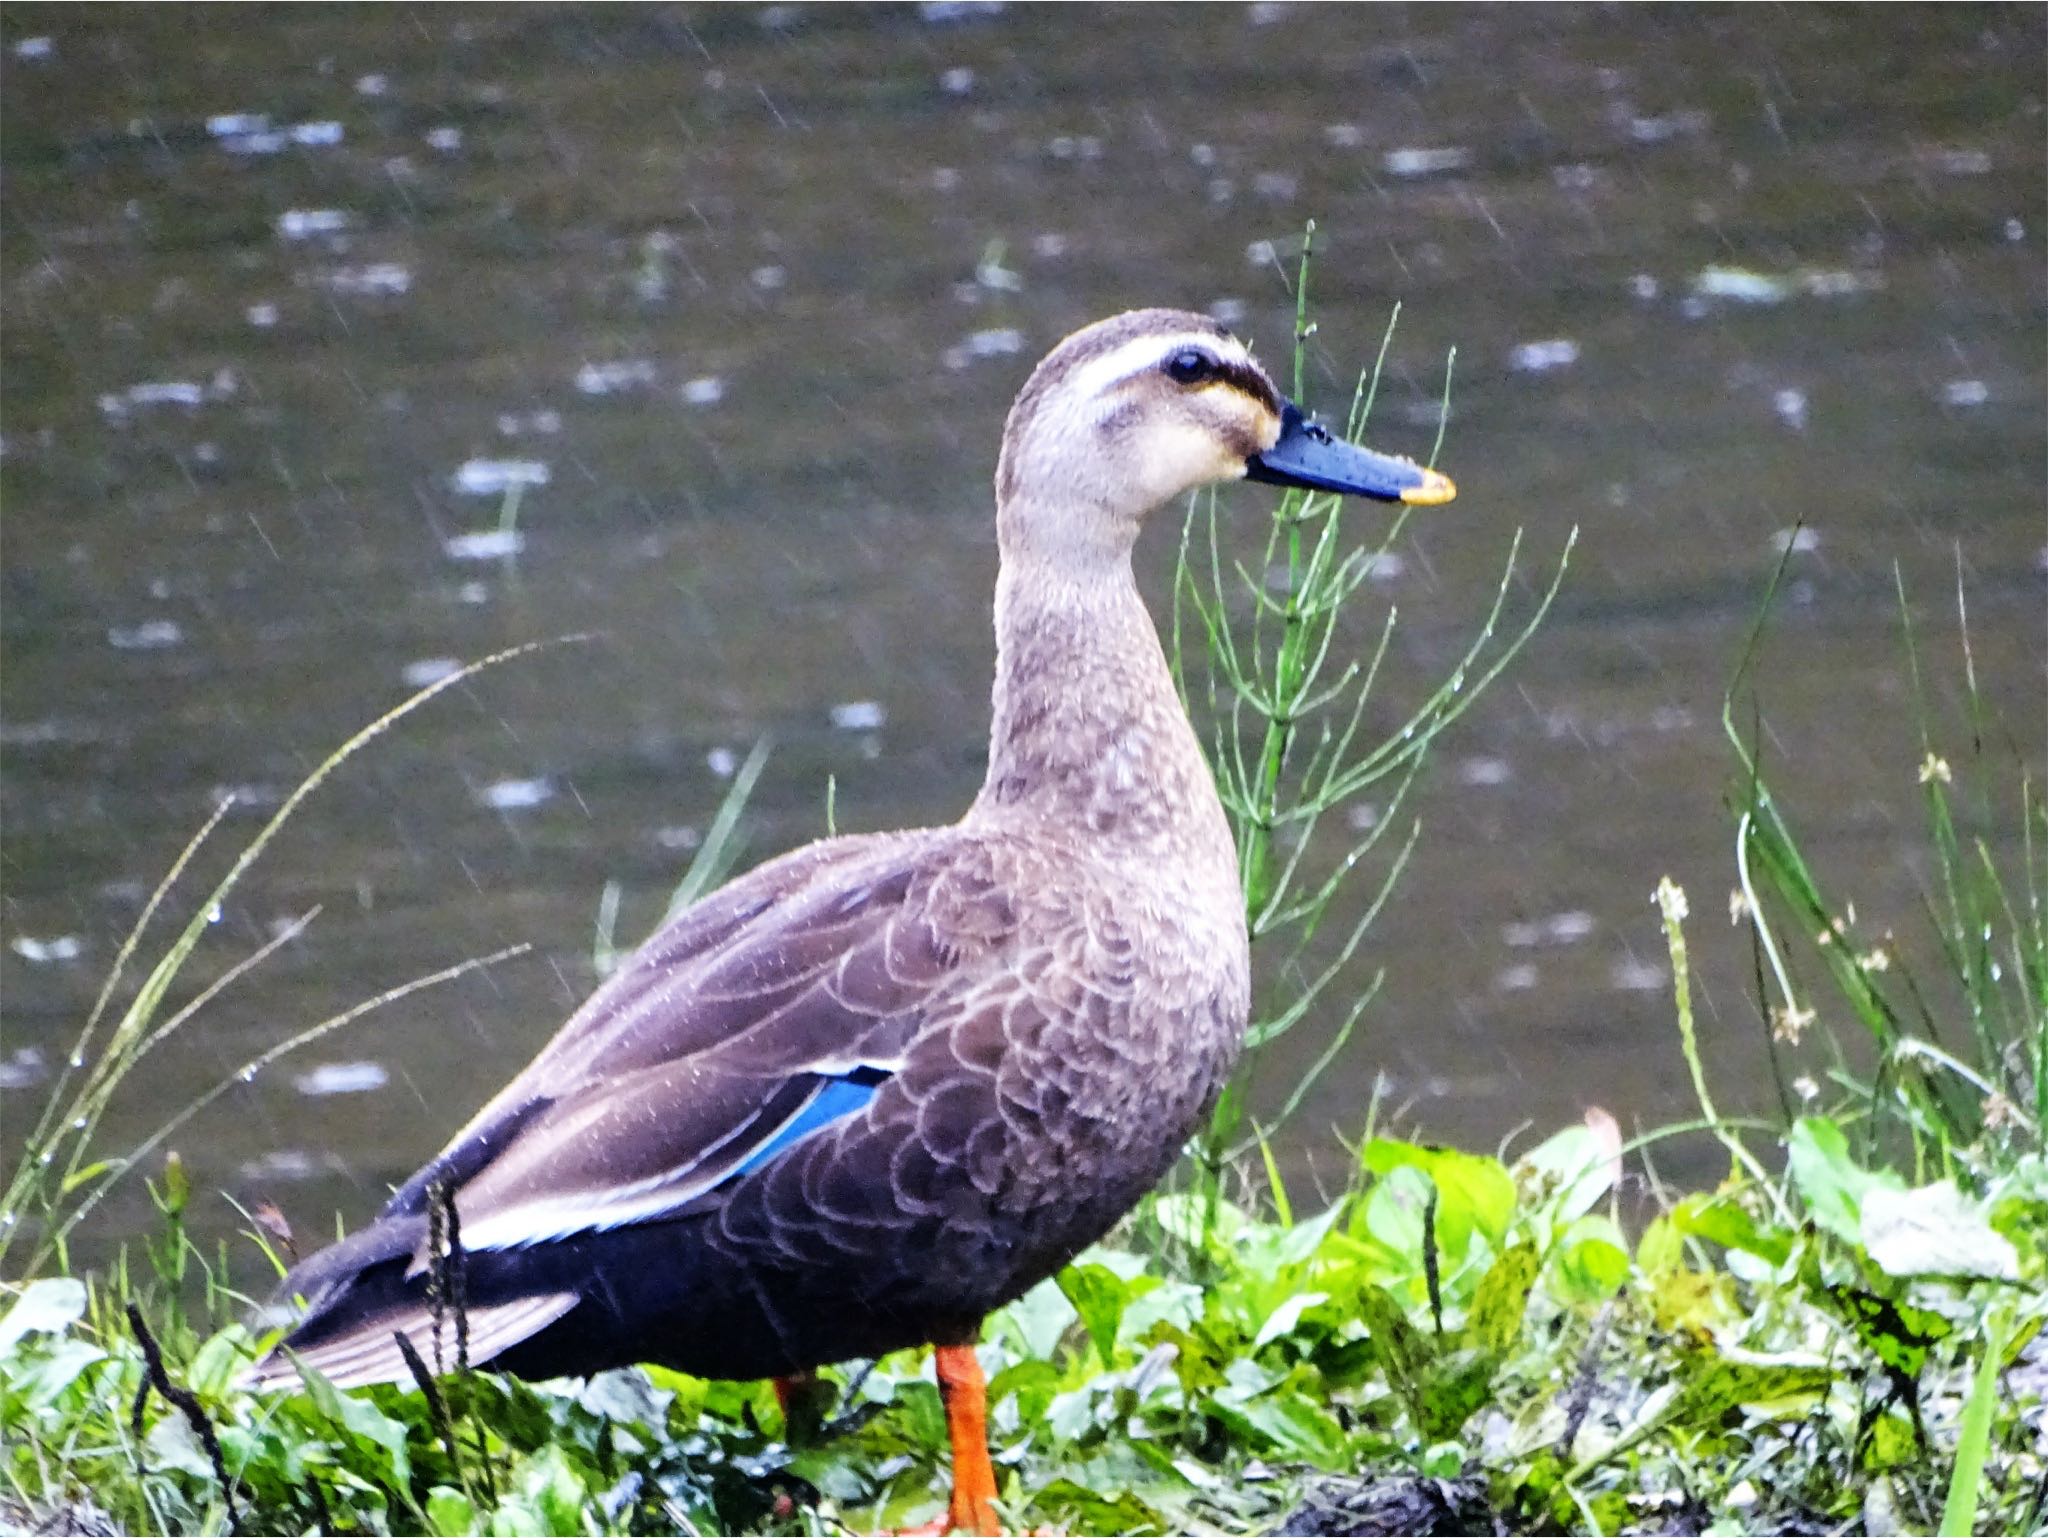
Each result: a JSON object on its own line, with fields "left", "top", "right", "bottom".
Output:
{"left": 970, "top": 542, "right": 1236, "bottom": 877}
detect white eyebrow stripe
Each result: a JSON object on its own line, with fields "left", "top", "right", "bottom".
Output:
{"left": 1062, "top": 332, "right": 1251, "bottom": 403}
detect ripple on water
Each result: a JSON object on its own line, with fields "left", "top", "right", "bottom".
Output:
{"left": 0, "top": 1048, "right": 49, "bottom": 1090}
{"left": 475, "top": 777, "right": 554, "bottom": 811}
{"left": 451, "top": 458, "right": 550, "bottom": 497}
{"left": 292, "top": 1061, "right": 389, "bottom": 1097}
{"left": 107, "top": 619, "right": 184, "bottom": 651}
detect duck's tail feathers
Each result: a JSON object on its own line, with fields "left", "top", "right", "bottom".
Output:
{"left": 242, "top": 1289, "right": 578, "bottom": 1392}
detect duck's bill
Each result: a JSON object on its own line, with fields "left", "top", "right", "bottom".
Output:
{"left": 1244, "top": 402, "right": 1456, "bottom": 506}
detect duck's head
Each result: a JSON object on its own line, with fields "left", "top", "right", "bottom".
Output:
{"left": 995, "top": 307, "right": 1454, "bottom": 562}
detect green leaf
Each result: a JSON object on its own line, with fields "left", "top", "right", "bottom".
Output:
{"left": 1058, "top": 1262, "right": 1132, "bottom": 1364}
{"left": 1555, "top": 1216, "right": 1630, "bottom": 1301}
{"left": 1031, "top": 1477, "right": 1166, "bottom": 1535}
{"left": 427, "top": 1486, "right": 480, "bottom": 1537}
{"left": 0, "top": 1277, "right": 88, "bottom": 1353}
{"left": 1860, "top": 1180, "right": 2020, "bottom": 1281}
{"left": 1362, "top": 1140, "right": 1515, "bottom": 1258}
{"left": 1206, "top": 1385, "right": 1347, "bottom": 1464}
{"left": 298, "top": 1363, "right": 413, "bottom": 1487}
{"left": 1359, "top": 1163, "right": 1433, "bottom": 1264}
{"left": 1516, "top": 1125, "right": 1617, "bottom": 1224}
{"left": 1786, "top": 1116, "right": 1903, "bottom": 1242}
{"left": 1671, "top": 1356, "right": 1831, "bottom": 1423}
{"left": 1463, "top": 1241, "right": 1539, "bottom": 1354}
{"left": 1670, "top": 1190, "right": 1792, "bottom": 1265}
{"left": 1354, "top": 1284, "right": 1425, "bottom": 1395}
{"left": 1252, "top": 1290, "right": 1329, "bottom": 1349}
{"left": 1829, "top": 1287, "right": 1953, "bottom": 1380}
{"left": 1418, "top": 1346, "right": 1497, "bottom": 1441}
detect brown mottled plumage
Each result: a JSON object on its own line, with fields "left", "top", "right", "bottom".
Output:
{"left": 242, "top": 308, "right": 1453, "bottom": 1531}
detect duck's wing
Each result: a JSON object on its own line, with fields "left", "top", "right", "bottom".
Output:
{"left": 336, "top": 826, "right": 1015, "bottom": 1273}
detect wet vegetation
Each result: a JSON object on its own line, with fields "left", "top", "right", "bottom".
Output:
{"left": 4, "top": 271, "right": 2043, "bottom": 1535}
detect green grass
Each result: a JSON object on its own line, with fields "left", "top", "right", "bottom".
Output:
{"left": 4, "top": 259, "right": 2043, "bottom": 1535}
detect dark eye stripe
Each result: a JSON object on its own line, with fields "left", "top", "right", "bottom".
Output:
{"left": 1211, "top": 358, "right": 1282, "bottom": 415}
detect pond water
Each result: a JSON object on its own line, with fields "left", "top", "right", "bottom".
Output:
{"left": 3, "top": 5, "right": 2042, "bottom": 1258}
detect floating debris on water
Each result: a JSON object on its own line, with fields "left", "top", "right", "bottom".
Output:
{"left": 451, "top": 458, "right": 550, "bottom": 496}
{"left": 107, "top": 619, "right": 184, "bottom": 651}
{"left": 1382, "top": 145, "right": 1472, "bottom": 178}
{"left": 10, "top": 935, "right": 83, "bottom": 965}
{"left": 443, "top": 528, "right": 526, "bottom": 561}
{"left": 1770, "top": 526, "right": 1822, "bottom": 554}
{"left": 276, "top": 208, "right": 351, "bottom": 241}
{"left": 293, "top": 1061, "right": 389, "bottom": 1097}
{"left": 475, "top": 776, "right": 554, "bottom": 810}
{"left": 830, "top": 700, "right": 886, "bottom": 731}
{"left": 576, "top": 359, "right": 659, "bottom": 396}
{"left": 401, "top": 657, "right": 463, "bottom": 688}
{"left": 1509, "top": 338, "right": 1580, "bottom": 374}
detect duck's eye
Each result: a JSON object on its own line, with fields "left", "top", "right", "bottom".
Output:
{"left": 1164, "top": 349, "right": 1215, "bottom": 386}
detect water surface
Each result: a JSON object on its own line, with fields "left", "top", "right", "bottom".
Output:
{"left": 3, "top": 4, "right": 2042, "bottom": 1254}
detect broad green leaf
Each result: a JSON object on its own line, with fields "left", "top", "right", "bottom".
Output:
{"left": 1861, "top": 1180, "right": 2020, "bottom": 1281}
{"left": 1252, "top": 1290, "right": 1329, "bottom": 1349}
{"left": 1359, "top": 1163, "right": 1433, "bottom": 1264}
{"left": 1670, "top": 1190, "right": 1792, "bottom": 1265}
{"left": 1205, "top": 1386, "right": 1347, "bottom": 1464}
{"left": 143, "top": 1408, "right": 220, "bottom": 1479}
{"left": 1418, "top": 1346, "right": 1498, "bottom": 1440}
{"left": 1362, "top": 1140, "right": 1515, "bottom": 1258}
{"left": 1463, "top": 1241, "right": 1539, "bottom": 1354}
{"left": 1032, "top": 1476, "right": 1166, "bottom": 1534}
{"left": 1671, "top": 1356, "right": 1830, "bottom": 1422}
{"left": 6, "top": 1337, "right": 106, "bottom": 1409}
{"left": 1786, "top": 1117, "right": 1903, "bottom": 1243}
{"left": 0, "top": 1277, "right": 87, "bottom": 1354}
{"left": 1058, "top": 1262, "right": 1132, "bottom": 1364}
{"left": 426, "top": 1486, "right": 480, "bottom": 1537}
{"left": 1555, "top": 1216, "right": 1631, "bottom": 1301}
{"left": 1515, "top": 1124, "right": 1618, "bottom": 1227}
{"left": 1829, "top": 1287, "right": 1953, "bottom": 1380}
{"left": 299, "top": 1362, "right": 413, "bottom": 1487}
{"left": 1354, "top": 1284, "right": 1424, "bottom": 1394}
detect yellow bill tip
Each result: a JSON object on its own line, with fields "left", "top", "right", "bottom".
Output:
{"left": 1399, "top": 468, "right": 1457, "bottom": 507}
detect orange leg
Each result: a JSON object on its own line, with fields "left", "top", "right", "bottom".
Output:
{"left": 934, "top": 1343, "right": 1000, "bottom": 1536}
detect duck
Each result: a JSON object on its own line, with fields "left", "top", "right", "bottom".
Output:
{"left": 242, "top": 307, "right": 1455, "bottom": 1534}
